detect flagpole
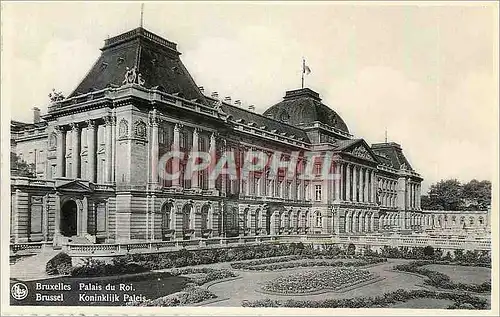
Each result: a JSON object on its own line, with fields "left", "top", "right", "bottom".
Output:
{"left": 140, "top": 3, "right": 144, "bottom": 28}
{"left": 301, "top": 58, "right": 305, "bottom": 88}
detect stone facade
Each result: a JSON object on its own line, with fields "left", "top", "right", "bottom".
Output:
{"left": 10, "top": 27, "right": 488, "bottom": 248}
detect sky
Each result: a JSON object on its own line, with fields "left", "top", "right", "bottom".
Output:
{"left": 1, "top": 1, "right": 498, "bottom": 193}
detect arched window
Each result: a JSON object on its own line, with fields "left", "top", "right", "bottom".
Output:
{"left": 479, "top": 217, "right": 484, "bottom": 225}
{"left": 452, "top": 216, "right": 456, "bottom": 225}
{"left": 161, "top": 203, "right": 173, "bottom": 240}
{"left": 182, "top": 204, "right": 192, "bottom": 230}
{"left": 243, "top": 208, "right": 250, "bottom": 230}
{"left": 280, "top": 212, "right": 286, "bottom": 228}
{"left": 201, "top": 205, "right": 210, "bottom": 231}
{"left": 255, "top": 209, "right": 261, "bottom": 229}
{"left": 315, "top": 211, "right": 322, "bottom": 227}
{"left": 469, "top": 217, "right": 474, "bottom": 225}
{"left": 460, "top": 216, "right": 465, "bottom": 224}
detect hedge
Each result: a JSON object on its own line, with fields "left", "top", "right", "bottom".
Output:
{"left": 231, "top": 257, "right": 386, "bottom": 271}
{"left": 393, "top": 261, "right": 491, "bottom": 293}
{"left": 241, "top": 289, "right": 489, "bottom": 309}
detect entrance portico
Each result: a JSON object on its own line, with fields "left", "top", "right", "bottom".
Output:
{"left": 53, "top": 179, "right": 93, "bottom": 245}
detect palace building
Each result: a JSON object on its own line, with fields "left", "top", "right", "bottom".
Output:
{"left": 10, "top": 27, "right": 486, "bottom": 251}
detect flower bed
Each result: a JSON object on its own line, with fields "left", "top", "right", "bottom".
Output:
{"left": 232, "top": 256, "right": 386, "bottom": 271}
{"left": 128, "top": 284, "right": 216, "bottom": 307}
{"left": 261, "top": 268, "right": 374, "bottom": 294}
{"left": 169, "top": 268, "right": 237, "bottom": 286}
{"left": 393, "top": 261, "right": 491, "bottom": 293}
{"left": 242, "top": 289, "right": 489, "bottom": 309}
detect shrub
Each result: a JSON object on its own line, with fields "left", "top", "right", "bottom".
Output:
{"left": 170, "top": 268, "right": 237, "bottom": 285}
{"left": 71, "top": 257, "right": 148, "bottom": 277}
{"left": 242, "top": 289, "right": 488, "bottom": 309}
{"left": 46, "top": 252, "right": 72, "bottom": 275}
{"left": 128, "top": 285, "right": 216, "bottom": 306}
{"left": 393, "top": 261, "right": 491, "bottom": 293}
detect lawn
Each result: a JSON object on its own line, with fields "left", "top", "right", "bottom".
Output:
{"left": 422, "top": 264, "right": 491, "bottom": 284}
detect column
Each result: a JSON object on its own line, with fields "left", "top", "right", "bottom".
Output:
{"left": 191, "top": 128, "right": 199, "bottom": 188}
{"left": 172, "top": 123, "right": 181, "bottom": 187}
{"left": 87, "top": 120, "right": 97, "bottom": 183}
{"left": 334, "top": 163, "right": 341, "bottom": 201}
{"left": 346, "top": 164, "right": 351, "bottom": 201}
{"left": 111, "top": 114, "right": 117, "bottom": 183}
{"left": 150, "top": 112, "right": 159, "bottom": 185}
{"left": 55, "top": 126, "right": 66, "bottom": 178}
{"left": 105, "top": 116, "right": 113, "bottom": 183}
{"left": 358, "top": 167, "right": 363, "bottom": 202}
{"left": 81, "top": 196, "right": 88, "bottom": 235}
{"left": 352, "top": 165, "right": 358, "bottom": 202}
{"left": 70, "top": 123, "right": 81, "bottom": 178}
{"left": 364, "top": 168, "right": 369, "bottom": 202}
{"left": 405, "top": 180, "right": 411, "bottom": 210}
{"left": 339, "top": 163, "right": 344, "bottom": 201}
{"left": 371, "top": 171, "right": 376, "bottom": 203}
{"left": 208, "top": 132, "right": 216, "bottom": 190}
{"left": 417, "top": 184, "right": 421, "bottom": 209}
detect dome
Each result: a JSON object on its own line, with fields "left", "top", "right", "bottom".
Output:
{"left": 263, "top": 88, "right": 349, "bottom": 133}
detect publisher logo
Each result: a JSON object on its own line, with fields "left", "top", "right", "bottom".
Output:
{"left": 11, "top": 282, "right": 28, "bottom": 300}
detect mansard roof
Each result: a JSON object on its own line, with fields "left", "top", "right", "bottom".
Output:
{"left": 204, "top": 96, "right": 310, "bottom": 142}
{"left": 371, "top": 142, "right": 414, "bottom": 171}
{"left": 263, "top": 88, "right": 350, "bottom": 134}
{"left": 69, "top": 27, "right": 207, "bottom": 104}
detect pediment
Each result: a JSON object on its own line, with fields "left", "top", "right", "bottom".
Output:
{"left": 342, "top": 140, "right": 379, "bottom": 162}
{"left": 55, "top": 179, "right": 94, "bottom": 192}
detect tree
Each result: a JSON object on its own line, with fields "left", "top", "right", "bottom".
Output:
{"left": 423, "top": 245, "right": 435, "bottom": 258}
{"left": 462, "top": 180, "right": 491, "bottom": 210}
{"left": 426, "top": 179, "right": 463, "bottom": 211}
{"left": 10, "top": 152, "right": 35, "bottom": 177}
{"left": 420, "top": 194, "right": 442, "bottom": 211}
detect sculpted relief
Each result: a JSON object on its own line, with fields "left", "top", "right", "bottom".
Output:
{"left": 351, "top": 145, "right": 372, "bottom": 160}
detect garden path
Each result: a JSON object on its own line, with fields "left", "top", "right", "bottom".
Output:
{"left": 10, "top": 250, "right": 61, "bottom": 281}
{"left": 203, "top": 258, "right": 428, "bottom": 307}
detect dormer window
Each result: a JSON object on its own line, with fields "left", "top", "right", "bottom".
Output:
{"left": 280, "top": 111, "right": 290, "bottom": 123}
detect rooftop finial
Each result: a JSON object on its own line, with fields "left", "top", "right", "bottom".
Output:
{"left": 385, "top": 127, "right": 388, "bottom": 143}
{"left": 140, "top": 3, "right": 144, "bottom": 28}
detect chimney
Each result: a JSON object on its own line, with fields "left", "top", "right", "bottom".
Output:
{"left": 198, "top": 86, "right": 204, "bottom": 94}
{"left": 211, "top": 91, "right": 218, "bottom": 98}
{"left": 33, "top": 107, "right": 41, "bottom": 123}
{"left": 248, "top": 104, "right": 255, "bottom": 112}
{"left": 224, "top": 96, "right": 231, "bottom": 103}
{"left": 234, "top": 100, "right": 242, "bottom": 106}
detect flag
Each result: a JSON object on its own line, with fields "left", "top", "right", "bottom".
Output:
{"left": 303, "top": 59, "right": 311, "bottom": 75}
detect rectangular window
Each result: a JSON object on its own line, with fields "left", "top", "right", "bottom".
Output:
{"left": 315, "top": 185, "right": 322, "bottom": 201}
{"left": 96, "top": 204, "right": 106, "bottom": 232}
{"left": 314, "top": 163, "right": 321, "bottom": 176}
{"left": 30, "top": 204, "right": 43, "bottom": 234}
